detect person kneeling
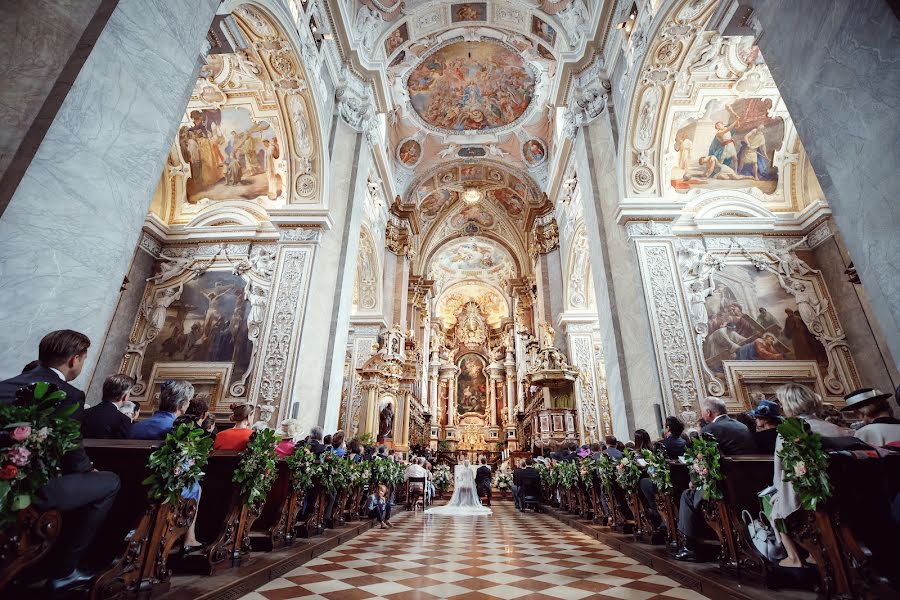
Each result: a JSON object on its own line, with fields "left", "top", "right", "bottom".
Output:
{"left": 367, "top": 485, "right": 393, "bottom": 529}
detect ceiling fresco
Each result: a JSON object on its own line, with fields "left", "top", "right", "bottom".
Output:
{"left": 405, "top": 39, "right": 537, "bottom": 133}
{"left": 428, "top": 237, "right": 516, "bottom": 295}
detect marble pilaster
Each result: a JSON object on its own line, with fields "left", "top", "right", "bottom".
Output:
{"left": 574, "top": 113, "right": 663, "bottom": 439}
{"left": 745, "top": 0, "right": 900, "bottom": 369}
{"left": 533, "top": 247, "right": 569, "bottom": 357}
{"left": 0, "top": 0, "right": 220, "bottom": 383}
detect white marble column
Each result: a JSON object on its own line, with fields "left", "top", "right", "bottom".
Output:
{"left": 0, "top": 0, "right": 220, "bottom": 381}
{"left": 573, "top": 112, "right": 663, "bottom": 439}
{"left": 488, "top": 370, "right": 499, "bottom": 427}
{"left": 533, "top": 246, "right": 568, "bottom": 356}
{"left": 743, "top": 0, "right": 900, "bottom": 369}
{"left": 429, "top": 363, "right": 440, "bottom": 419}
{"left": 289, "top": 119, "right": 371, "bottom": 433}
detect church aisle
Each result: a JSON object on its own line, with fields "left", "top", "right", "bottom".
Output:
{"left": 239, "top": 501, "right": 707, "bottom": 600}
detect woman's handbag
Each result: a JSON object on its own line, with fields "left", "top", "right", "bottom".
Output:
{"left": 742, "top": 509, "right": 786, "bottom": 562}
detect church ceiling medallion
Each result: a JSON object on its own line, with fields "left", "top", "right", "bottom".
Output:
{"left": 404, "top": 38, "right": 537, "bottom": 134}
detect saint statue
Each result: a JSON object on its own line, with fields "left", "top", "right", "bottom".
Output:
{"left": 378, "top": 402, "right": 394, "bottom": 441}
{"left": 540, "top": 321, "right": 556, "bottom": 348}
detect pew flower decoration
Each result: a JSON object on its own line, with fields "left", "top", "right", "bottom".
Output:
{"left": 370, "top": 457, "right": 395, "bottom": 486}
{"left": 642, "top": 448, "right": 672, "bottom": 494}
{"left": 144, "top": 423, "right": 214, "bottom": 506}
{"left": 318, "top": 453, "right": 352, "bottom": 493}
{"left": 777, "top": 417, "right": 831, "bottom": 511}
{"left": 0, "top": 383, "right": 81, "bottom": 522}
{"left": 494, "top": 472, "right": 512, "bottom": 492}
{"left": 579, "top": 458, "right": 597, "bottom": 489}
{"left": 233, "top": 428, "right": 278, "bottom": 508}
{"left": 596, "top": 455, "right": 617, "bottom": 490}
{"left": 286, "top": 446, "right": 317, "bottom": 492}
{"left": 614, "top": 449, "right": 642, "bottom": 493}
{"left": 350, "top": 460, "right": 371, "bottom": 488}
{"left": 433, "top": 464, "right": 452, "bottom": 494}
{"left": 684, "top": 436, "right": 723, "bottom": 500}
{"left": 557, "top": 461, "right": 579, "bottom": 490}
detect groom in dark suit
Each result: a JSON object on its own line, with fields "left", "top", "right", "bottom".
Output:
{"left": 0, "top": 330, "right": 120, "bottom": 590}
{"left": 475, "top": 457, "right": 492, "bottom": 507}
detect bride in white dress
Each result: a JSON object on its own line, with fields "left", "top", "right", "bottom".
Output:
{"left": 426, "top": 460, "right": 492, "bottom": 516}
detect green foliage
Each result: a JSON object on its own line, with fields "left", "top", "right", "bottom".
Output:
{"left": 642, "top": 448, "right": 672, "bottom": 494}
{"left": 579, "top": 458, "right": 597, "bottom": 489}
{"left": 596, "top": 455, "right": 617, "bottom": 490}
{"left": 432, "top": 464, "right": 452, "bottom": 492}
{"left": 437, "top": 440, "right": 452, "bottom": 452}
{"left": 350, "top": 459, "right": 371, "bottom": 489}
{"left": 233, "top": 428, "right": 278, "bottom": 508}
{"left": 143, "top": 424, "right": 213, "bottom": 506}
{"left": 614, "top": 449, "right": 643, "bottom": 493}
{"left": 370, "top": 457, "right": 404, "bottom": 486}
{"left": 0, "top": 382, "right": 82, "bottom": 523}
{"left": 318, "top": 453, "right": 354, "bottom": 493}
{"left": 557, "top": 461, "right": 580, "bottom": 489}
{"left": 356, "top": 432, "right": 376, "bottom": 448}
{"left": 286, "top": 445, "right": 317, "bottom": 491}
{"left": 684, "top": 436, "right": 723, "bottom": 501}
{"left": 777, "top": 417, "right": 831, "bottom": 511}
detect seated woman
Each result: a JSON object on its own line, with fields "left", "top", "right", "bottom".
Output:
{"left": 275, "top": 418, "right": 303, "bottom": 456}
{"left": 213, "top": 404, "right": 254, "bottom": 451}
{"left": 769, "top": 383, "right": 853, "bottom": 570}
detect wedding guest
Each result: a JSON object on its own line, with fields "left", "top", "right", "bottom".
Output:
{"left": 332, "top": 430, "right": 347, "bottom": 457}
{"left": 275, "top": 418, "right": 304, "bottom": 456}
{"left": 323, "top": 433, "right": 332, "bottom": 450}
{"left": 769, "top": 384, "right": 853, "bottom": 570}
{"left": 844, "top": 388, "right": 900, "bottom": 446}
{"left": 734, "top": 411, "right": 757, "bottom": 434}
{"left": 634, "top": 429, "right": 652, "bottom": 451}
{"left": 604, "top": 436, "right": 624, "bottom": 460}
{"left": 405, "top": 456, "right": 429, "bottom": 498}
{"left": 367, "top": 484, "right": 393, "bottom": 528}
{"left": 674, "top": 397, "right": 756, "bottom": 562}
{"left": 307, "top": 426, "right": 327, "bottom": 455}
{"left": 589, "top": 442, "right": 605, "bottom": 461}
{"left": 82, "top": 374, "right": 135, "bottom": 439}
{"left": 129, "top": 380, "right": 192, "bottom": 440}
{"left": 515, "top": 458, "right": 542, "bottom": 510}
{"left": 660, "top": 416, "right": 687, "bottom": 458}
{"left": 212, "top": 404, "right": 254, "bottom": 451}
{"left": 0, "top": 330, "right": 120, "bottom": 590}
{"left": 748, "top": 399, "right": 782, "bottom": 454}
{"left": 476, "top": 457, "right": 492, "bottom": 506}
{"left": 21, "top": 359, "right": 40, "bottom": 373}
{"left": 347, "top": 438, "right": 364, "bottom": 463}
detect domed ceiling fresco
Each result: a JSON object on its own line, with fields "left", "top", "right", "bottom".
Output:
{"left": 405, "top": 39, "right": 537, "bottom": 133}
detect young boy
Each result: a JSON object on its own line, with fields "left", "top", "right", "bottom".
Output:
{"left": 368, "top": 484, "right": 393, "bottom": 528}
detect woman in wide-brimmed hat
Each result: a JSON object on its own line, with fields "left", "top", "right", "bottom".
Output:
{"left": 844, "top": 387, "right": 900, "bottom": 447}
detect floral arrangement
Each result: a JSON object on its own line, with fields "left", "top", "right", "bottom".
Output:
{"left": 318, "top": 452, "right": 351, "bottom": 493}
{"left": 642, "top": 448, "right": 672, "bottom": 494}
{"left": 0, "top": 383, "right": 82, "bottom": 523}
{"left": 350, "top": 460, "right": 371, "bottom": 489}
{"left": 777, "top": 417, "right": 831, "bottom": 511}
{"left": 579, "top": 457, "right": 597, "bottom": 488}
{"left": 557, "top": 461, "right": 580, "bottom": 489}
{"left": 286, "top": 445, "right": 317, "bottom": 492}
{"left": 432, "top": 464, "right": 452, "bottom": 493}
{"left": 494, "top": 471, "right": 512, "bottom": 492}
{"left": 144, "top": 423, "right": 213, "bottom": 505}
{"left": 233, "top": 428, "right": 278, "bottom": 507}
{"left": 684, "top": 436, "right": 723, "bottom": 501}
{"left": 614, "top": 449, "right": 642, "bottom": 493}
{"left": 596, "top": 455, "right": 617, "bottom": 489}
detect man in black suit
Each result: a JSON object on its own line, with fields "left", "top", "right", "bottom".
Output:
{"left": 81, "top": 374, "right": 135, "bottom": 439}
{"left": 660, "top": 416, "right": 688, "bottom": 458}
{"left": 475, "top": 457, "right": 492, "bottom": 506}
{"left": 515, "top": 457, "right": 542, "bottom": 510}
{"left": 0, "top": 330, "right": 120, "bottom": 590}
{"left": 674, "top": 397, "right": 757, "bottom": 562}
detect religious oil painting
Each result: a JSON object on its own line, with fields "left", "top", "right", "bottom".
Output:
{"left": 429, "top": 238, "right": 515, "bottom": 291}
{"left": 702, "top": 265, "right": 827, "bottom": 381}
{"left": 522, "top": 138, "right": 547, "bottom": 166}
{"left": 384, "top": 23, "right": 408, "bottom": 56}
{"left": 406, "top": 40, "right": 536, "bottom": 132}
{"left": 450, "top": 204, "right": 495, "bottom": 229}
{"left": 531, "top": 16, "right": 557, "bottom": 46}
{"left": 141, "top": 271, "right": 253, "bottom": 387}
{"left": 179, "top": 107, "right": 281, "bottom": 203}
{"left": 490, "top": 187, "right": 524, "bottom": 217}
{"left": 451, "top": 2, "right": 487, "bottom": 22}
{"left": 671, "top": 97, "right": 784, "bottom": 194}
{"left": 461, "top": 164, "right": 484, "bottom": 181}
{"left": 457, "top": 353, "right": 487, "bottom": 415}
{"left": 397, "top": 138, "right": 422, "bottom": 167}
{"left": 537, "top": 44, "right": 555, "bottom": 61}
{"left": 420, "top": 189, "right": 454, "bottom": 219}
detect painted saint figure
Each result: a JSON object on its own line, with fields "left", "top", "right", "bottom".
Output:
{"left": 707, "top": 106, "right": 741, "bottom": 168}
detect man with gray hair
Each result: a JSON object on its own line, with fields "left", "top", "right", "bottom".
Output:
{"left": 129, "top": 380, "right": 193, "bottom": 440}
{"left": 674, "top": 396, "right": 757, "bottom": 562}
{"left": 82, "top": 374, "right": 135, "bottom": 439}
{"left": 308, "top": 425, "right": 326, "bottom": 455}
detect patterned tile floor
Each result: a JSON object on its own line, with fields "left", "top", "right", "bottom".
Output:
{"left": 239, "top": 501, "right": 707, "bottom": 600}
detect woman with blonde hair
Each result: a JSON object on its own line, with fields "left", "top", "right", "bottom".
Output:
{"left": 769, "top": 383, "right": 852, "bottom": 571}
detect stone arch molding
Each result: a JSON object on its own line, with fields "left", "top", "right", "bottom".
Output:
{"left": 156, "top": 1, "right": 326, "bottom": 226}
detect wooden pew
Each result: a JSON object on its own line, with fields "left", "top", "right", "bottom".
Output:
{"left": 655, "top": 461, "right": 690, "bottom": 548}
{"left": 84, "top": 439, "right": 197, "bottom": 599}
{"left": 0, "top": 507, "right": 62, "bottom": 591}
{"left": 249, "top": 460, "right": 299, "bottom": 552}
{"left": 714, "top": 455, "right": 773, "bottom": 579}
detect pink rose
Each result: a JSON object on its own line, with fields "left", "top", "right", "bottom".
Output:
{"left": 793, "top": 462, "right": 807, "bottom": 477}
{"left": 700, "top": 468, "right": 709, "bottom": 477}
{"left": 6, "top": 446, "right": 30, "bottom": 467}
{"left": 10, "top": 426, "right": 31, "bottom": 441}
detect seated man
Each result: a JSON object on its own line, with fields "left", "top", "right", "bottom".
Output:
{"left": 405, "top": 457, "right": 428, "bottom": 507}
{"left": 128, "top": 380, "right": 192, "bottom": 440}
{"left": 515, "top": 458, "right": 542, "bottom": 509}
{"left": 511, "top": 459, "right": 525, "bottom": 509}
{"left": 674, "top": 397, "right": 757, "bottom": 561}
{"left": 81, "top": 374, "right": 135, "bottom": 439}
{"left": 0, "top": 330, "right": 120, "bottom": 591}
{"left": 475, "top": 457, "right": 492, "bottom": 506}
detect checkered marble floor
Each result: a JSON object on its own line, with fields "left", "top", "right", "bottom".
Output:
{"left": 239, "top": 501, "right": 707, "bottom": 600}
